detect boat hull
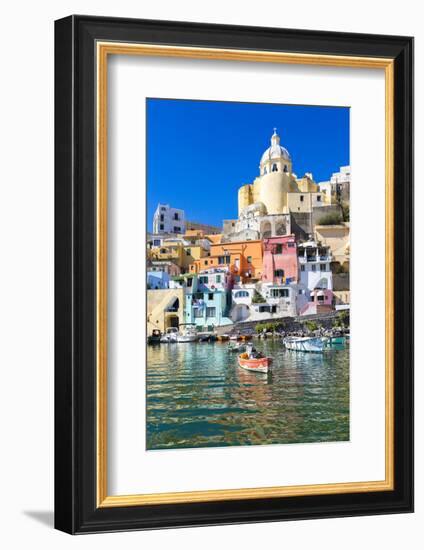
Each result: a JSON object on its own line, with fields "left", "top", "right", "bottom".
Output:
{"left": 176, "top": 335, "right": 198, "bottom": 343}
{"left": 160, "top": 336, "right": 177, "bottom": 343}
{"left": 284, "top": 337, "right": 325, "bottom": 353}
{"left": 237, "top": 354, "right": 271, "bottom": 374}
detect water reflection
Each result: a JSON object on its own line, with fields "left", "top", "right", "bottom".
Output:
{"left": 146, "top": 340, "right": 349, "bottom": 450}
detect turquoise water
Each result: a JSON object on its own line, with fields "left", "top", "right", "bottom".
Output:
{"left": 146, "top": 340, "right": 349, "bottom": 450}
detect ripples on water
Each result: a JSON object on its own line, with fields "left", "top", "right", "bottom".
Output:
{"left": 146, "top": 340, "right": 349, "bottom": 450}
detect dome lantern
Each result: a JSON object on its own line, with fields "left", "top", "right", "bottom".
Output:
{"left": 259, "top": 128, "right": 292, "bottom": 175}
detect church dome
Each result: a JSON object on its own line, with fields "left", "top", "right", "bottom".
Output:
{"left": 260, "top": 129, "right": 291, "bottom": 163}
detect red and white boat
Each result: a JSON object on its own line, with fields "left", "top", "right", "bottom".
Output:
{"left": 237, "top": 353, "right": 272, "bottom": 374}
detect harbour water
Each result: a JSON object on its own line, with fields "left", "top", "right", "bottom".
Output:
{"left": 146, "top": 340, "right": 349, "bottom": 450}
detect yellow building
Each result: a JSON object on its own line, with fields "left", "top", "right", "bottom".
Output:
{"left": 148, "top": 241, "right": 184, "bottom": 266}
{"left": 149, "top": 236, "right": 209, "bottom": 273}
{"left": 314, "top": 222, "right": 350, "bottom": 268}
{"left": 297, "top": 173, "right": 319, "bottom": 193}
{"left": 238, "top": 129, "right": 298, "bottom": 216}
{"left": 147, "top": 288, "right": 184, "bottom": 333}
{"left": 205, "top": 233, "right": 222, "bottom": 244}
{"left": 237, "top": 129, "right": 332, "bottom": 217}
{"left": 287, "top": 192, "right": 328, "bottom": 212}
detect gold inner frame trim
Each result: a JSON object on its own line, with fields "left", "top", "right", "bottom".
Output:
{"left": 96, "top": 42, "right": 395, "bottom": 508}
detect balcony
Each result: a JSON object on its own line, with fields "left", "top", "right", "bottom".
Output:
{"left": 298, "top": 254, "right": 332, "bottom": 263}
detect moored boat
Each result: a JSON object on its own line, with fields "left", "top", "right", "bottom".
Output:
{"left": 239, "top": 334, "right": 253, "bottom": 341}
{"left": 217, "top": 334, "right": 230, "bottom": 342}
{"left": 228, "top": 342, "right": 247, "bottom": 353}
{"left": 284, "top": 336, "right": 325, "bottom": 353}
{"left": 328, "top": 335, "right": 346, "bottom": 346}
{"left": 176, "top": 323, "right": 198, "bottom": 343}
{"left": 237, "top": 352, "right": 272, "bottom": 374}
{"left": 147, "top": 329, "right": 162, "bottom": 345}
{"left": 160, "top": 327, "right": 178, "bottom": 343}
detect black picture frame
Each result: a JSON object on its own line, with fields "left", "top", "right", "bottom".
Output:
{"left": 55, "top": 15, "right": 414, "bottom": 534}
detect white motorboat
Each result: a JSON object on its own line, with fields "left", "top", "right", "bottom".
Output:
{"left": 176, "top": 323, "right": 198, "bottom": 343}
{"left": 284, "top": 336, "right": 325, "bottom": 353}
{"left": 160, "top": 327, "right": 178, "bottom": 343}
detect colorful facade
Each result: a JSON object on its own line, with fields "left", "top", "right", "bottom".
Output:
{"left": 300, "top": 288, "right": 334, "bottom": 316}
{"left": 171, "top": 270, "right": 234, "bottom": 330}
{"left": 147, "top": 128, "right": 349, "bottom": 329}
{"left": 147, "top": 288, "right": 184, "bottom": 333}
{"left": 262, "top": 235, "right": 298, "bottom": 285}
{"left": 298, "top": 240, "right": 333, "bottom": 291}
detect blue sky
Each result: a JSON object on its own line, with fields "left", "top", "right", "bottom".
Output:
{"left": 147, "top": 98, "right": 349, "bottom": 229}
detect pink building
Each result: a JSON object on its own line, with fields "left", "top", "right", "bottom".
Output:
{"left": 300, "top": 289, "right": 334, "bottom": 315}
{"left": 261, "top": 235, "right": 298, "bottom": 285}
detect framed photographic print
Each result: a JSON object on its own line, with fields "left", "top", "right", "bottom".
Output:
{"left": 54, "top": 15, "right": 414, "bottom": 533}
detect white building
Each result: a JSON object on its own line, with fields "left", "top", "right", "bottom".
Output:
{"left": 330, "top": 165, "right": 351, "bottom": 184}
{"left": 298, "top": 240, "right": 333, "bottom": 291}
{"left": 230, "top": 282, "right": 309, "bottom": 322}
{"left": 318, "top": 165, "right": 351, "bottom": 203}
{"left": 153, "top": 203, "right": 186, "bottom": 234}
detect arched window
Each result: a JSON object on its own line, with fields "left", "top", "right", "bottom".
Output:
{"left": 235, "top": 290, "right": 249, "bottom": 298}
{"left": 263, "top": 167, "right": 267, "bottom": 174}
{"left": 272, "top": 163, "right": 278, "bottom": 172}
{"left": 283, "top": 165, "right": 288, "bottom": 173}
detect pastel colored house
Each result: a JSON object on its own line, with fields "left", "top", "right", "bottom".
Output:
{"left": 300, "top": 288, "right": 334, "bottom": 316}
{"left": 230, "top": 282, "right": 309, "bottom": 322}
{"left": 147, "top": 270, "right": 170, "bottom": 289}
{"left": 148, "top": 236, "right": 210, "bottom": 273}
{"left": 298, "top": 240, "right": 333, "bottom": 291}
{"left": 171, "top": 270, "right": 234, "bottom": 330}
{"left": 314, "top": 222, "right": 350, "bottom": 271}
{"left": 191, "top": 239, "right": 263, "bottom": 283}
{"left": 147, "top": 260, "right": 181, "bottom": 277}
{"left": 153, "top": 203, "right": 185, "bottom": 234}
{"left": 262, "top": 234, "right": 298, "bottom": 285}
{"left": 147, "top": 288, "right": 185, "bottom": 333}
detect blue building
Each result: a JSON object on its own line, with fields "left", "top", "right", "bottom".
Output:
{"left": 147, "top": 270, "right": 170, "bottom": 289}
{"left": 171, "top": 270, "right": 234, "bottom": 330}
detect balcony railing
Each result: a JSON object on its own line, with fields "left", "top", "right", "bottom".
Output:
{"left": 298, "top": 255, "right": 332, "bottom": 263}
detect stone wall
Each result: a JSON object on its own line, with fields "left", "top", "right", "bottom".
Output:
{"left": 290, "top": 205, "right": 343, "bottom": 236}
{"left": 231, "top": 310, "right": 346, "bottom": 334}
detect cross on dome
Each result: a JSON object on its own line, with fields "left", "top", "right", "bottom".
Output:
{"left": 260, "top": 128, "right": 290, "bottom": 167}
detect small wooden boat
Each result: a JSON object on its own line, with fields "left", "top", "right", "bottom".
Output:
{"left": 229, "top": 334, "right": 241, "bottom": 341}
{"left": 239, "top": 334, "right": 253, "bottom": 341}
{"left": 284, "top": 336, "right": 325, "bottom": 353}
{"left": 217, "top": 334, "right": 229, "bottom": 342}
{"left": 238, "top": 352, "right": 272, "bottom": 374}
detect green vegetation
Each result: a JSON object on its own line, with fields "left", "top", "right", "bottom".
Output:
{"left": 332, "top": 310, "right": 349, "bottom": 329}
{"left": 252, "top": 290, "right": 266, "bottom": 303}
{"left": 304, "top": 320, "right": 319, "bottom": 332}
{"left": 255, "top": 322, "right": 282, "bottom": 334}
{"left": 317, "top": 212, "right": 342, "bottom": 225}
{"left": 339, "top": 310, "right": 350, "bottom": 327}
{"left": 341, "top": 201, "right": 350, "bottom": 222}
{"left": 333, "top": 262, "right": 348, "bottom": 274}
